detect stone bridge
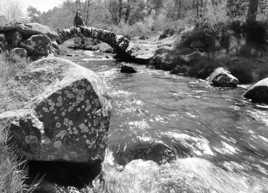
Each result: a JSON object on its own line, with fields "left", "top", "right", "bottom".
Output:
{"left": 57, "top": 26, "right": 130, "bottom": 56}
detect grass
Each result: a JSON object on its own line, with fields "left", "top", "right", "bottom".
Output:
{"left": 0, "top": 53, "right": 31, "bottom": 193}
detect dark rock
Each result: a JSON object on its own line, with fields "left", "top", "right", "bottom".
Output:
{"left": 20, "top": 34, "right": 53, "bottom": 58}
{"left": 244, "top": 78, "right": 268, "bottom": 104}
{"left": 5, "top": 31, "right": 23, "bottom": 48}
{"left": 207, "top": 67, "right": 239, "bottom": 87}
{"left": 0, "top": 57, "right": 111, "bottom": 163}
{"left": 0, "top": 33, "right": 7, "bottom": 50}
{"left": 159, "top": 29, "right": 175, "bottom": 40}
{"left": 10, "top": 48, "right": 27, "bottom": 62}
{"left": 120, "top": 65, "right": 137, "bottom": 74}
{"left": 149, "top": 48, "right": 179, "bottom": 71}
{"left": 114, "top": 141, "right": 176, "bottom": 165}
{"left": 139, "top": 35, "right": 148, "bottom": 40}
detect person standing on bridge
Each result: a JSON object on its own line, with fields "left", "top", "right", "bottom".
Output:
{"left": 74, "top": 11, "right": 84, "bottom": 27}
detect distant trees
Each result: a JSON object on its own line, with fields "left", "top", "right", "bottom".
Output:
{"left": 3, "top": 0, "right": 24, "bottom": 23}
{"left": 27, "top": 6, "right": 41, "bottom": 23}
{"left": 247, "top": 0, "right": 259, "bottom": 22}
{"left": 24, "top": 0, "right": 268, "bottom": 35}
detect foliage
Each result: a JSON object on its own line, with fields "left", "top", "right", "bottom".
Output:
{"left": 27, "top": 6, "right": 41, "bottom": 23}
{"left": 0, "top": 54, "right": 29, "bottom": 193}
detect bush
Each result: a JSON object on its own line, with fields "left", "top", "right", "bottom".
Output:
{"left": 227, "top": 59, "right": 255, "bottom": 84}
{"left": 187, "top": 57, "right": 219, "bottom": 79}
{"left": 243, "top": 21, "right": 267, "bottom": 45}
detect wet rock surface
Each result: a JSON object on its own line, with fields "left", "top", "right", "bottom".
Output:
{"left": 0, "top": 57, "right": 111, "bottom": 162}
{"left": 113, "top": 141, "right": 176, "bottom": 165}
{"left": 120, "top": 65, "right": 137, "bottom": 74}
{"left": 207, "top": 67, "right": 239, "bottom": 87}
{"left": 244, "top": 78, "right": 268, "bottom": 104}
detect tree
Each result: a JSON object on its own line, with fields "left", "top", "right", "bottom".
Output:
{"left": 27, "top": 6, "right": 41, "bottom": 23}
{"left": 247, "top": 0, "right": 259, "bottom": 22}
{"left": 4, "top": 0, "right": 24, "bottom": 23}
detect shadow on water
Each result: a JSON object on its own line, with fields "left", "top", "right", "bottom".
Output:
{"left": 25, "top": 159, "right": 102, "bottom": 189}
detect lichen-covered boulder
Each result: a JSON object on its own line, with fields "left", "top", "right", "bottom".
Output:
{"left": 207, "top": 67, "right": 239, "bottom": 87}
{"left": 20, "top": 34, "right": 53, "bottom": 58}
{"left": 244, "top": 78, "right": 268, "bottom": 104}
{"left": 0, "top": 57, "right": 111, "bottom": 163}
{"left": 10, "top": 48, "right": 27, "bottom": 62}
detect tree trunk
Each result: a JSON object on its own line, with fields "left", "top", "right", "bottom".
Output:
{"left": 247, "top": 0, "right": 259, "bottom": 23}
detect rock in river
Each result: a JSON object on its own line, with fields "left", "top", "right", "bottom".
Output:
{"left": 20, "top": 34, "right": 53, "bottom": 58}
{"left": 207, "top": 67, "right": 239, "bottom": 87}
{"left": 120, "top": 65, "right": 137, "bottom": 74}
{"left": 0, "top": 57, "right": 111, "bottom": 163}
{"left": 244, "top": 78, "right": 268, "bottom": 104}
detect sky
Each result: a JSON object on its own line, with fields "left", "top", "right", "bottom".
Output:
{"left": 22, "top": 0, "right": 66, "bottom": 12}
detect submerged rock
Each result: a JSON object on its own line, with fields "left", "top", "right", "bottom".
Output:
{"left": 113, "top": 140, "right": 176, "bottom": 165}
{"left": 207, "top": 67, "right": 239, "bottom": 87}
{"left": 244, "top": 78, "right": 268, "bottom": 104}
{"left": 0, "top": 57, "right": 111, "bottom": 163}
{"left": 100, "top": 157, "right": 265, "bottom": 193}
{"left": 120, "top": 65, "right": 137, "bottom": 74}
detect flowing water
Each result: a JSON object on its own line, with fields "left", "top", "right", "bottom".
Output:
{"left": 66, "top": 51, "right": 268, "bottom": 193}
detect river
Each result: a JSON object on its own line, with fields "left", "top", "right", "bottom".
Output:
{"left": 66, "top": 50, "right": 268, "bottom": 193}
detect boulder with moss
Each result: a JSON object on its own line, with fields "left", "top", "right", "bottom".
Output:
{"left": 0, "top": 57, "right": 111, "bottom": 163}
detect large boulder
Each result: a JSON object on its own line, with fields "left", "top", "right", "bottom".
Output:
{"left": 244, "top": 78, "right": 268, "bottom": 104}
{"left": 207, "top": 67, "right": 239, "bottom": 87}
{"left": 23, "top": 23, "right": 59, "bottom": 40}
{"left": 20, "top": 34, "right": 53, "bottom": 58}
{"left": 0, "top": 57, "right": 111, "bottom": 163}
{"left": 0, "top": 23, "right": 58, "bottom": 41}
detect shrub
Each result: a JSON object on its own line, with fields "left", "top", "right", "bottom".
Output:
{"left": 243, "top": 21, "right": 267, "bottom": 45}
{"left": 227, "top": 59, "right": 255, "bottom": 84}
